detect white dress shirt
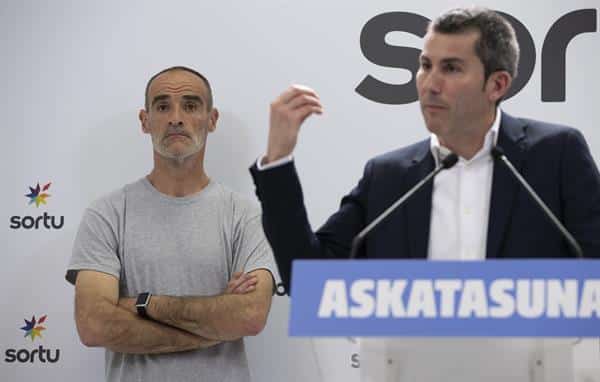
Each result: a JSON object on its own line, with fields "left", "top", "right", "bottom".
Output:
{"left": 427, "top": 109, "right": 501, "bottom": 260}
{"left": 256, "top": 109, "right": 502, "bottom": 261}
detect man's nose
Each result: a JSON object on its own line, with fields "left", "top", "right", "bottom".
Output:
{"left": 422, "top": 70, "right": 442, "bottom": 95}
{"left": 168, "top": 106, "right": 184, "bottom": 126}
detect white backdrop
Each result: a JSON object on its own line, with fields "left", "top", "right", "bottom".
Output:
{"left": 2, "top": 1, "right": 599, "bottom": 381}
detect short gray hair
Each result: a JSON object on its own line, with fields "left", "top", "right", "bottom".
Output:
{"left": 144, "top": 66, "right": 213, "bottom": 111}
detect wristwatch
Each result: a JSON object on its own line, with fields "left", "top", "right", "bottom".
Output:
{"left": 135, "top": 292, "right": 152, "bottom": 319}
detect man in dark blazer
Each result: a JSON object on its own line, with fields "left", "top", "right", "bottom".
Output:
{"left": 250, "top": 8, "right": 600, "bottom": 293}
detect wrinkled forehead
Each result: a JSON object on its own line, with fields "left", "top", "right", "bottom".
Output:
{"left": 421, "top": 29, "right": 480, "bottom": 61}
{"left": 148, "top": 70, "right": 209, "bottom": 100}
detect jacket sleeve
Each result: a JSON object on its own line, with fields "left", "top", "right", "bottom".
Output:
{"left": 560, "top": 128, "right": 600, "bottom": 258}
{"left": 249, "top": 160, "right": 373, "bottom": 294}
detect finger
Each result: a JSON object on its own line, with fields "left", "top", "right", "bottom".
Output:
{"left": 232, "top": 284, "right": 257, "bottom": 294}
{"left": 292, "top": 105, "right": 324, "bottom": 125}
{"left": 287, "top": 94, "right": 322, "bottom": 111}
{"left": 279, "top": 85, "right": 319, "bottom": 104}
{"left": 227, "top": 277, "right": 247, "bottom": 292}
{"left": 227, "top": 274, "right": 256, "bottom": 292}
{"left": 291, "top": 84, "right": 319, "bottom": 95}
{"left": 234, "top": 276, "right": 258, "bottom": 290}
{"left": 226, "top": 275, "right": 244, "bottom": 293}
{"left": 231, "top": 277, "right": 259, "bottom": 294}
{"left": 229, "top": 271, "right": 249, "bottom": 284}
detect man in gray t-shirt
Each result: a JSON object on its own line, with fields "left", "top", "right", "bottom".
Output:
{"left": 66, "top": 66, "right": 276, "bottom": 382}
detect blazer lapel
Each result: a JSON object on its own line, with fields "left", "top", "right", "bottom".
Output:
{"left": 486, "top": 112, "right": 528, "bottom": 258}
{"left": 405, "top": 146, "right": 436, "bottom": 259}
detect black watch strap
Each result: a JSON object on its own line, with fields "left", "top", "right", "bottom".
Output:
{"left": 135, "top": 292, "right": 152, "bottom": 319}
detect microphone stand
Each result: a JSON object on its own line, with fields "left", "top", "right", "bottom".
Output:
{"left": 349, "top": 153, "right": 458, "bottom": 259}
{"left": 492, "top": 146, "right": 583, "bottom": 258}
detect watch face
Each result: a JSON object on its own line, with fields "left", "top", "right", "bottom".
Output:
{"left": 136, "top": 292, "right": 150, "bottom": 307}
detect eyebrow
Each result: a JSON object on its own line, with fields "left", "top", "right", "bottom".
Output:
{"left": 420, "top": 55, "right": 465, "bottom": 65}
{"left": 151, "top": 94, "right": 205, "bottom": 107}
{"left": 151, "top": 94, "right": 170, "bottom": 107}
{"left": 440, "top": 57, "right": 465, "bottom": 65}
{"left": 182, "top": 95, "right": 204, "bottom": 104}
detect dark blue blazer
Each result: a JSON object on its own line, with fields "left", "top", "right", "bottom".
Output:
{"left": 250, "top": 113, "right": 600, "bottom": 292}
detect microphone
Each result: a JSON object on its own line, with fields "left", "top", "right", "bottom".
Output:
{"left": 349, "top": 153, "right": 458, "bottom": 259}
{"left": 491, "top": 146, "right": 583, "bottom": 258}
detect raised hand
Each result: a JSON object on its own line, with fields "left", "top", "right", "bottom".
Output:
{"left": 265, "top": 85, "right": 323, "bottom": 164}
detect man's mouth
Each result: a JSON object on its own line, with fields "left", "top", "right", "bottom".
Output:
{"left": 423, "top": 103, "right": 447, "bottom": 110}
{"left": 164, "top": 132, "right": 190, "bottom": 140}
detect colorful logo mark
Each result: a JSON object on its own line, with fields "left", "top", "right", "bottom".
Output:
{"left": 20, "top": 315, "right": 47, "bottom": 342}
{"left": 25, "top": 182, "right": 51, "bottom": 207}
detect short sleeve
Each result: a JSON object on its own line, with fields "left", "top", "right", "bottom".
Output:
{"left": 231, "top": 200, "right": 277, "bottom": 280}
{"left": 65, "top": 205, "right": 122, "bottom": 285}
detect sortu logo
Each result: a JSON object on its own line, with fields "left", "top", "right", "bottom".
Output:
{"left": 21, "top": 314, "right": 47, "bottom": 341}
{"left": 9, "top": 182, "right": 64, "bottom": 230}
{"left": 5, "top": 314, "right": 61, "bottom": 364}
{"left": 26, "top": 182, "right": 51, "bottom": 207}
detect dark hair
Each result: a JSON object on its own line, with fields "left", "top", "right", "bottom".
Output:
{"left": 144, "top": 66, "right": 213, "bottom": 110}
{"left": 431, "top": 7, "right": 519, "bottom": 81}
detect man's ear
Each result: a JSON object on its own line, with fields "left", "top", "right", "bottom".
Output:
{"left": 208, "top": 108, "right": 219, "bottom": 133}
{"left": 139, "top": 109, "right": 150, "bottom": 134}
{"left": 486, "top": 71, "right": 513, "bottom": 104}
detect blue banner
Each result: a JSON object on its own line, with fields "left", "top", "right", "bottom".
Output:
{"left": 289, "top": 260, "right": 600, "bottom": 337}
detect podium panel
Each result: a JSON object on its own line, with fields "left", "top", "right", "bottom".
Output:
{"left": 289, "top": 260, "right": 600, "bottom": 337}
{"left": 289, "top": 259, "right": 600, "bottom": 381}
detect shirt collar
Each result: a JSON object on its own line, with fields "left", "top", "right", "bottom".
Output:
{"left": 430, "top": 107, "right": 502, "bottom": 166}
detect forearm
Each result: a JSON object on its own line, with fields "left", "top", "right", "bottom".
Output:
{"left": 78, "top": 299, "right": 220, "bottom": 354}
{"left": 250, "top": 162, "right": 324, "bottom": 289}
{"left": 146, "top": 294, "right": 266, "bottom": 341}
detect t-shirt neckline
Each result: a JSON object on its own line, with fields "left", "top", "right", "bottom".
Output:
{"left": 139, "top": 176, "right": 217, "bottom": 204}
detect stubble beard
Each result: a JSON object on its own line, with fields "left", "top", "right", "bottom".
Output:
{"left": 152, "top": 133, "right": 206, "bottom": 165}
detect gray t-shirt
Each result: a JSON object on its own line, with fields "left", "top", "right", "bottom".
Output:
{"left": 66, "top": 177, "right": 276, "bottom": 382}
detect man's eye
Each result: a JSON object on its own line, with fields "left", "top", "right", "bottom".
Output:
{"left": 420, "top": 62, "right": 431, "bottom": 70}
{"left": 157, "top": 104, "right": 169, "bottom": 112}
{"left": 184, "top": 103, "right": 197, "bottom": 112}
{"left": 444, "top": 64, "right": 459, "bottom": 73}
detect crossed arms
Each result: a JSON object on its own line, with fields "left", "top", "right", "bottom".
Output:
{"left": 74, "top": 268, "right": 273, "bottom": 354}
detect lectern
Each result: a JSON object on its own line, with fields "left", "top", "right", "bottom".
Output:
{"left": 289, "top": 260, "right": 600, "bottom": 382}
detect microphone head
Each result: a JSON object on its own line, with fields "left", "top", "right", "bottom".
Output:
{"left": 491, "top": 145, "right": 505, "bottom": 160}
{"left": 442, "top": 153, "right": 458, "bottom": 169}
